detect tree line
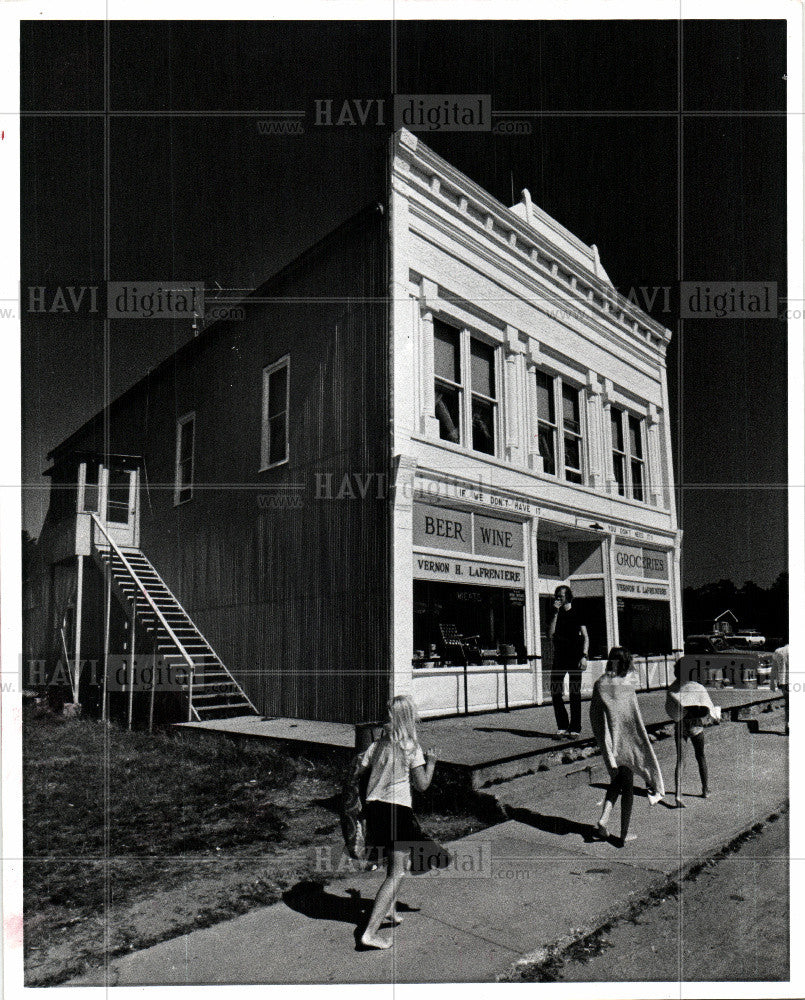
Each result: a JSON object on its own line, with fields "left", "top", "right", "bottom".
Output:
{"left": 682, "top": 572, "right": 788, "bottom": 646}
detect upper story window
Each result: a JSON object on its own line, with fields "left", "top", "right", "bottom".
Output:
{"left": 561, "top": 383, "right": 583, "bottom": 484}
{"left": 434, "top": 321, "right": 462, "bottom": 444}
{"left": 535, "top": 370, "right": 584, "bottom": 484}
{"left": 81, "top": 461, "right": 99, "bottom": 513}
{"left": 261, "top": 356, "right": 290, "bottom": 469}
{"left": 610, "top": 406, "right": 645, "bottom": 501}
{"left": 470, "top": 338, "right": 496, "bottom": 455}
{"left": 433, "top": 318, "right": 498, "bottom": 457}
{"left": 174, "top": 412, "right": 195, "bottom": 505}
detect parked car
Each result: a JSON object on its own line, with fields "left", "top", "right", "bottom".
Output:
{"left": 684, "top": 634, "right": 731, "bottom": 655}
{"left": 732, "top": 629, "right": 766, "bottom": 648}
{"left": 681, "top": 634, "right": 773, "bottom": 687}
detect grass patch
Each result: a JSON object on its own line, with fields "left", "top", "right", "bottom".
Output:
{"left": 23, "top": 713, "right": 486, "bottom": 985}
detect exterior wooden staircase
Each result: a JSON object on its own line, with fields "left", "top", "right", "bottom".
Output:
{"left": 90, "top": 515, "right": 258, "bottom": 721}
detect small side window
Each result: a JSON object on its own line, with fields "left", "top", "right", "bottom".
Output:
{"left": 261, "top": 356, "right": 290, "bottom": 469}
{"left": 174, "top": 412, "right": 195, "bottom": 505}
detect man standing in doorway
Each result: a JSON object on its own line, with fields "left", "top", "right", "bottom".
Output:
{"left": 549, "top": 585, "right": 589, "bottom": 738}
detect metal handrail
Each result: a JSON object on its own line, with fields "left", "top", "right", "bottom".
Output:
{"left": 130, "top": 549, "right": 259, "bottom": 717}
{"left": 122, "top": 550, "right": 213, "bottom": 654}
{"left": 411, "top": 652, "right": 542, "bottom": 667}
{"left": 90, "top": 513, "right": 198, "bottom": 721}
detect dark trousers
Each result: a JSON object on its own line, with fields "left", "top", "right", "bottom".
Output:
{"left": 605, "top": 765, "right": 634, "bottom": 837}
{"left": 550, "top": 666, "right": 582, "bottom": 732}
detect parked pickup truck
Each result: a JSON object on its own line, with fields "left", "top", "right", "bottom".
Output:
{"left": 681, "top": 634, "right": 773, "bottom": 688}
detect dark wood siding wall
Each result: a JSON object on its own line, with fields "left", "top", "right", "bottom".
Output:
{"left": 48, "top": 206, "right": 391, "bottom": 723}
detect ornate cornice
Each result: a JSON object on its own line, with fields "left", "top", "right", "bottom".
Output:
{"left": 406, "top": 197, "right": 665, "bottom": 376}
{"left": 392, "top": 129, "right": 673, "bottom": 358}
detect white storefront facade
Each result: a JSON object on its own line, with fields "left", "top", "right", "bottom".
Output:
{"left": 388, "top": 129, "right": 683, "bottom": 717}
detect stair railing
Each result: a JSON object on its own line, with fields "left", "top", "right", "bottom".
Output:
{"left": 118, "top": 545, "right": 211, "bottom": 654}
{"left": 90, "top": 513, "right": 198, "bottom": 721}
{"left": 110, "top": 543, "right": 259, "bottom": 717}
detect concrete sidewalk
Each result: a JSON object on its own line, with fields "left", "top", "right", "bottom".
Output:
{"left": 76, "top": 714, "right": 788, "bottom": 986}
{"left": 419, "top": 688, "right": 782, "bottom": 768}
{"left": 178, "top": 687, "right": 781, "bottom": 790}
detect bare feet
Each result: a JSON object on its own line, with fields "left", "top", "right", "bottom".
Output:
{"left": 384, "top": 912, "right": 403, "bottom": 926}
{"left": 360, "top": 932, "right": 393, "bottom": 949}
{"left": 647, "top": 791, "right": 663, "bottom": 806}
{"left": 674, "top": 797, "right": 686, "bottom": 809}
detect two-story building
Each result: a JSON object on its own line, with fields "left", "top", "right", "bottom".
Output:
{"left": 25, "top": 129, "right": 681, "bottom": 726}
{"left": 389, "top": 130, "right": 681, "bottom": 716}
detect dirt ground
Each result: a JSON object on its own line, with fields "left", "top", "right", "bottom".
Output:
{"left": 531, "top": 811, "right": 789, "bottom": 982}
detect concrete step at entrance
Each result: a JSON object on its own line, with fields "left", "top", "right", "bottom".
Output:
{"left": 419, "top": 687, "right": 783, "bottom": 790}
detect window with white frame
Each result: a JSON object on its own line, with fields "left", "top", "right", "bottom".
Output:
{"left": 535, "top": 370, "right": 584, "bottom": 484}
{"left": 470, "top": 338, "right": 496, "bottom": 455}
{"left": 610, "top": 406, "right": 646, "bottom": 501}
{"left": 628, "top": 413, "right": 645, "bottom": 501}
{"left": 81, "top": 460, "right": 100, "bottom": 513}
{"left": 174, "top": 412, "right": 195, "bottom": 505}
{"left": 535, "top": 370, "right": 557, "bottom": 475}
{"left": 434, "top": 320, "right": 462, "bottom": 445}
{"left": 561, "top": 383, "right": 583, "bottom": 484}
{"left": 433, "top": 318, "right": 498, "bottom": 456}
{"left": 261, "top": 356, "right": 290, "bottom": 469}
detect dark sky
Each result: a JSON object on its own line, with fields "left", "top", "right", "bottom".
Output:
{"left": 21, "top": 20, "right": 788, "bottom": 588}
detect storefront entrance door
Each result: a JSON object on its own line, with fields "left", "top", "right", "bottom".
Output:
{"left": 539, "top": 595, "right": 556, "bottom": 698}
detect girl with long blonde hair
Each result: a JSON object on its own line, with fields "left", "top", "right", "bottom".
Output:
{"left": 357, "top": 694, "right": 437, "bottom": 949}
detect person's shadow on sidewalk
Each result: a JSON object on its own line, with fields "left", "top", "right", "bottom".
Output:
{"left": 282, "top": 881, "right": 420, "bottom": 951}
{"left": 284, "top": 881, "right": 368, "bottom": 923}
{"left": 504, "top": 805, "right": 601, "bottom": 843}
{"left": 474, "top": 726, "right": 569, "bottom": 740}
{"left": 311, "top": 792, "right": 342, "bottom": 813}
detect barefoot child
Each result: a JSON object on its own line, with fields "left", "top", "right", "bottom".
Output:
{"left": 356, "top": 695, "right": 437, "bottom": 949}
{"left": 666, "top": 659, "right": 721, "bottom": 807}
{"left": 590, "top": 647, "right": 665, "bottom": 846}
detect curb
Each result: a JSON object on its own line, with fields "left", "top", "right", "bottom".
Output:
{"left": 499, "top": 803, "right": 788, "bottom": 982}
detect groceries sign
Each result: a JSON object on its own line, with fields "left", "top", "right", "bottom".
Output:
{"left": 613, "top": 542, "right": 669, "bottom": 580}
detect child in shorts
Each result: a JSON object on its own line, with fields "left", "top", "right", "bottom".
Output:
{"left": 666, "top": 659, "right": 721, "bottom": 807}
